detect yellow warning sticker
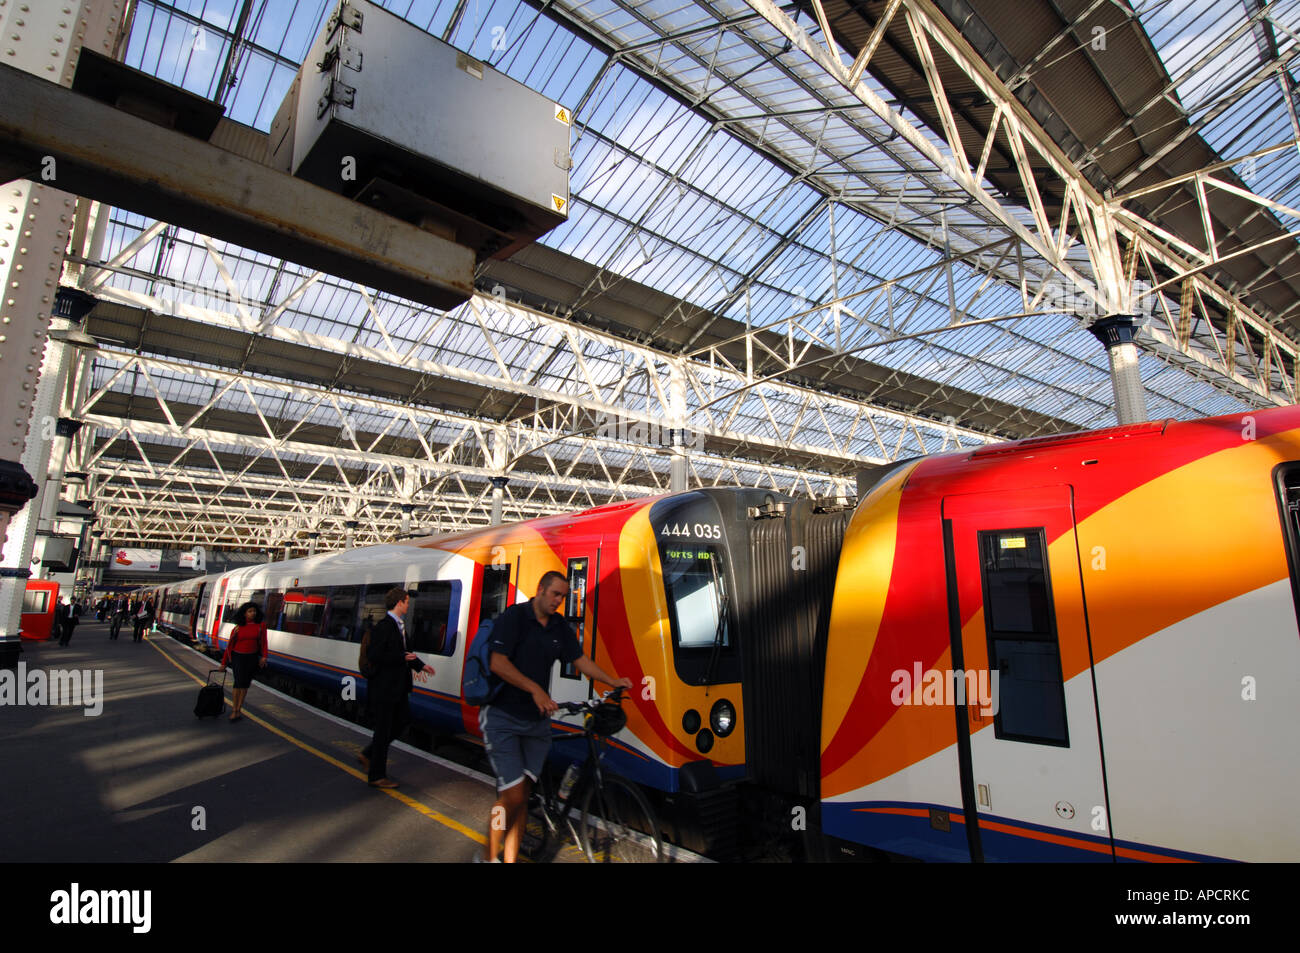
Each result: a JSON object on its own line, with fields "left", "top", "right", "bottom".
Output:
{"left": 999, "top": 536, "right": 1027, "bottom": 550}
{"left": 555, "top": 105, "right": 571, "bottom": 125}
{"left": 552, "top": 194, "right": 567, "bottom": 213}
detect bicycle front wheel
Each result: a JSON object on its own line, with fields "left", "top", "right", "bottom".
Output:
{"left": 578, "top": 775, "right": 663, "bottom": 863}
{"left": 522, "top": 776, "right": 556, "bottom": 862}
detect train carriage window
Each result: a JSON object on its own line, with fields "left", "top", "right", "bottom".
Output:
{"left": 408, "top": 581, "right": 459, "bottom": 656}
{"left": 978, "top": 530, "right": 1069, "bottom": 747}
{"left": 480, "top": 565, "right": 510, "bottom": 623}
{"left": 359, "top": 583, "right": 403, "bottom": 640}
{"left": 223, "top": 589, "right": 250, "bottom": 624}
{"left": 283, "top": 589, "right": 326, "bottom": 636}
{"left": 263, "top": 591, "right": 284, "bottom": 630}
{"left": 562, "top": 558, "right": 589, "bottom": 679}
{"left": 322, "top": 586, "right": 360, "bottom": 641}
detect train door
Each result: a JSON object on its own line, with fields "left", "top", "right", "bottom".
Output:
{"left": 406, "top": 578, "right": 462, "bottom": 700}
{"left": 942, "top": 485, "right": 1112, "bottom": 862}
{"left": 191, "top": 582, "right": 207, "bottom": 639}
{"left": 210, "top": 578, "right": 229, "bottom": 646}
{"left": 548, "top": 553, "right": 595, "bottom": 708}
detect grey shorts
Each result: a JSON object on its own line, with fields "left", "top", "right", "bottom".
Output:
{"left": 479, "top": 705, "right": 552, "bottom": 792}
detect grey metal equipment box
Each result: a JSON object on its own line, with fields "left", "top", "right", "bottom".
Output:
{"left": 270, "top": 0, "right": 571, "bottom": 262}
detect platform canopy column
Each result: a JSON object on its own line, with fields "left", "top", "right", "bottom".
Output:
{"left": 86, "top": 527, "right": 105, "bottom": 594}
{"left": 669, "top": 360, "right": 689, "bottom": 493}
{"left": 399, "top": 467, "right": 418, "bottom": 536}
{"left": 489, "top": 425, "right": 510, "bottom": 526}
{"left": 0, "top": 0, "right": 121, "bottom": 657}
{"left": 1089, "top": 316, "right": 1149, "bottom": 426}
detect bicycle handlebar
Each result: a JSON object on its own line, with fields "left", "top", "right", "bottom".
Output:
{"left": 556, "top": 686, "right": 626, "bottom": 714}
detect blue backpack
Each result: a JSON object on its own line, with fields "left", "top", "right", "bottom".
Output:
{"left": 463, "top": 618, "right": 503, "bottom": 706}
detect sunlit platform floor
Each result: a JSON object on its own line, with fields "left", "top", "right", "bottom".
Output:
{"left": 0, "top": 626, "right": 557, "bottom": 862}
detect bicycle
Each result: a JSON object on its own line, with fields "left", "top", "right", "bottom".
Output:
{"left": 523, "top": 687, "right": 664, "bottom": 863}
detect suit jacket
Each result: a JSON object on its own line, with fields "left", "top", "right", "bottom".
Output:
{"left": 366, "top": 615, "right": 423, "bottom": 704}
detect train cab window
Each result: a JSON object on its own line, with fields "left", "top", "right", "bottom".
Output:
{"left": 21, "top": 590, "right": 48, "bottom": 614}
{"left": 978, "top": 530, "right": 1068, "bottom": 747}
{"left": 663, "top": 545, "right": 730, "bottom": 650}
{"left": 561, "top": 558, "right": 589, "bottom": 680}
{"left": 660, "top": 543, "right": 737, "bottom": 687}
{"left": 322, "top": 586, "right": 360, "bottom": 641}
{"left": 480, "top": 565, "right": 510, "bottom": 623}
{"left": 408, "top": 581, "right": 459, "bottom": 656}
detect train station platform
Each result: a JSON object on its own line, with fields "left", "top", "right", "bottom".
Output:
{"left": 0, "top": 622, "right": 589, "bottom": 863}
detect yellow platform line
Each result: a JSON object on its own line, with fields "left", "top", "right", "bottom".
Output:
{"left": 146, "top": 635, "right": 486, "bottom": 846}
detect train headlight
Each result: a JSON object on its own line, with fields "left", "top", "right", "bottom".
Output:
{"left": 695, "top": 729, "right": 714, "bottom": 754}
{"left": 710, "top": 699, "right": 736, "bottom": 737}
{"left": 682, "top": 709, "right": 701, "bottom": 734}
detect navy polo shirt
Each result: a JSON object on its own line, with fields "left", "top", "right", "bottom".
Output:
{"left": 488, "top": 600, "right": 582, "bottom": 721}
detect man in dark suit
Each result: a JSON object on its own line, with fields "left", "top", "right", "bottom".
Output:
{"left": 360, "top": 587, "right": 435, "bottom": 788}
{"left": 55, "top": 598, "right": 71, "bottom": 646}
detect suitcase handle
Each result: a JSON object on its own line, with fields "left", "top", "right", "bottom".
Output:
{"left": 207, "top": 669, "right": 229, "bottom": 686}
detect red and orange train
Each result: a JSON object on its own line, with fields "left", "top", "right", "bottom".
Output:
{"left": 140, "top": 403, "right": 1300, "bottom": 862}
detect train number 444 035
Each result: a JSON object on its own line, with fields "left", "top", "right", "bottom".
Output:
{"left": 660, "top": 522, "right": 721, "bottom": 539}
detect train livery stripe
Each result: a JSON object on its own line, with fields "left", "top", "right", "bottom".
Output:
{"left": 821, "top": 465, "right": 949, "bottom": 780}
{"left": 1072, "top": 431, "right": 1297, "bottom": 666}
{"left": 831, "top": 801, "right": 1222, "bottom": 862}
{"left": 820, "top": 462, "right": 915, "bottom": 750}
{"left": 613, "top": 507, "right": 702, "bottom": 765}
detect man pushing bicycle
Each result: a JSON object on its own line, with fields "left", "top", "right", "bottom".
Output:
{"left": 477, "top": 570, "right": 632, "bottom": 863}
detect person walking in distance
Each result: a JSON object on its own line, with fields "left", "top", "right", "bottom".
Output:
{"left": 109, "top": 595, "right": 126, "bottom": 640}
{"left": 220, "top": 602, "right": 268, "bottom": 721}
{"left": 359, "top": 588, "right": 434, "bottom": 788}
{"left": 133, "top": 596, "right": 154, "bottom": 642}
{"left": 55, "top": 597, "right": 72, "bottom": 646}
{"left": 478, "top": 571, "right": 631, "bottom": 863}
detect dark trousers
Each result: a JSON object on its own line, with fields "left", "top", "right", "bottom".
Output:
{"left": 58, "top": 622, "right": 75, "bottom": 646}
{"left": 132, "top": 619, "right": 145, "bottom": 641}
{"left": 364, "top": 693, "right": 410, "bottom": 782}
{"left": 109, "top": 613, "right": 124, "bottom": 639}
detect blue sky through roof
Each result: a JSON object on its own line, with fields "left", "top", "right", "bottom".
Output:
{"left": 106, "top": 0, "right": 1269, "bottom": 439}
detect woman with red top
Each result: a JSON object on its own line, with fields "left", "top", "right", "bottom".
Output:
{"left": 220, "top": 602, "right": 267, "bottom": 721}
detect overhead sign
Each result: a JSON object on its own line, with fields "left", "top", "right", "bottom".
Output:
{"left": 111, "top": 548, "right": 161, "bottom": 572}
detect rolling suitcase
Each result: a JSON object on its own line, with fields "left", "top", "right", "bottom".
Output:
{"left": 195, "top": 669, "right": 227, "bottom": 718}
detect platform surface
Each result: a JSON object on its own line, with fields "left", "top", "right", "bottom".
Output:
{"left": 0, "top": 624, "right": 593, "bottom": 862}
